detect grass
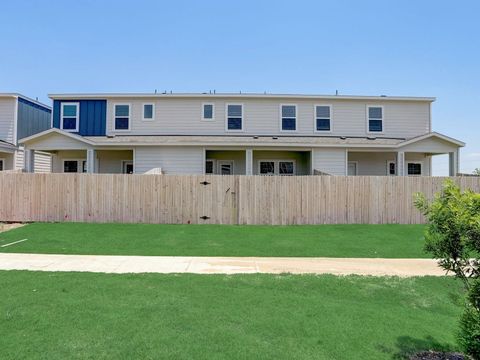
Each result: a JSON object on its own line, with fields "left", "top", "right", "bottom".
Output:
{"left": 0, "top": 271, "right": 463, "bottom": 360}
{"left": 0, "top": 223, "right": 429, "bottom": 258}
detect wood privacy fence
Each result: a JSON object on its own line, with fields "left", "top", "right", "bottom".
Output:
{"left": 0, "top": 173, "right": 479, "bottom": 225}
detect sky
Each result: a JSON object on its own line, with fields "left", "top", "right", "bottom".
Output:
{"left": 0, "top": 0, "right": 479, "bottom": 175}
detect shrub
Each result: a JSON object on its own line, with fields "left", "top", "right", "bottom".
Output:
{"left": 415, "top": 180, "right": 480, "bottom": 359}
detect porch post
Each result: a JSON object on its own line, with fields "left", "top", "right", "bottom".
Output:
{"left": 24, "top": 148, "right": 35, "bottom": 173}
{"left": 396, "top": 151, "right": 405, "bottom": 176}
{"left": 245, "top": 148, "right": 253, "bottom": 175}
{"left": 86, "top": 149, "right": 96, "bottom": 174}
{"left": 448, "top": 151, "right": 458, "bottom": 176}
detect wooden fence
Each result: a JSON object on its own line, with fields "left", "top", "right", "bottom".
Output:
{"left": 0, "top": 173, "right": 479, "bottom": 225}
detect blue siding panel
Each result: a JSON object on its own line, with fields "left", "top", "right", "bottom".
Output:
{"left": 53, "top": 99, "right": 107, "bottom": 136}
{"left": 17, "top": 97, "right": 52, "bottom": 141}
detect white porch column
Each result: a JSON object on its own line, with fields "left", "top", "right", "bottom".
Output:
{"left": 86, "top": 149, "right": 96, "bottom": 173}
{"left": 448, "top": 151, "right": 458, "bottom": 176}
{"left": 396, "top": 151, "right": 405, "bottom": 176}
{"left": 245, "top": 148, "right": 253, "bottom": 175}
{"left": 24, "top": 148, "right": 35, "bottom": 173}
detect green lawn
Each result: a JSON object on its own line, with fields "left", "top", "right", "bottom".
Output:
{"left": 0, "top": 223, "right": 429, "bottom": 258}
{"left": 0, "top": 271, "right": 463, "bottom": 359}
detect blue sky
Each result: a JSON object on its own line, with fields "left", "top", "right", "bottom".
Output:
{"left": 1, "top": 0, "right": 479, "bottom": 174}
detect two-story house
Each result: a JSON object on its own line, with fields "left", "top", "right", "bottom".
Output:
{"left": 0, "top": 93, "right": 52, "bottom": 172}
{"left": 19, "top": 93, "right": 464, "bottom": 176}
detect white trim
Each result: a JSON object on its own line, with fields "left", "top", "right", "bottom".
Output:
{"left": 60, "top": 102, "right": 80, "bottom": 132}
{"left": 257, "top": 159, "right": 296, "bottom": 176}
{"left": 217, "top": 160, "right": 235, "bottom": 175}
{"left": 132, "top": 148, "right": 136, "bottom": 174}
{"left": 386, "top": 160, "right": 396, "bottom": 176}
{"left": 121, "top": 160, "right": 134, "bottom": 174}
{"left": 225, "top": 103, "right": 244, "bottom": 132}
{"left": 345, "top": 149, "right": 348, "bottom": 175}
{"left": 201, "top": 103, "right": 215, "bottom": 121}
{"left": 399, "top": 132, "right": 465, "bottom": 147}
{"left": 406, "top": 161, "right": 423, "bottom": 176}
{"left": 347, "top": 161, "right": 358, "bottom": 176}
{"left": 142, "top": 103, "right": 155, "bottom": 121}
{"left": 113, "top": 103, "right": 131, "bottom": 131}
{"left": 18, "top": 128, "right": 96, "bottom": 146}
{"left": 62, "top": 159, "right": 87, "bottom": 173}
{"left": 366, "top": 105, "right": 384, "bottom": 135}
{"left": 313, "top": 104, "right": 333, "bottom": 133}
{"left": 279, "top": 104, "right": 297, "bottom": 132}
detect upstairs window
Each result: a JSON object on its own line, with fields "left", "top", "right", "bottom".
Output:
{"left": 202, "top": 103, "right": 214, "bottom": 120}
{"left": 281, "top": 105, "right": 296, "bottom": 131}
{"left": 315, "top": 105, "right": 331, "bottom": 131}
{"left": 143, "top": 104, "right": 154, "bottom": 121}
{"left": 61, "top": 103, "right": 79, "bottom": 132}
{"left": 368, "top": 106, "right": 383, "bottom": 132}
{"left": 114, "top": 104, "right": 130, "bottom": 130}
{"left": 226, "top": 104, "right": 243, "bottom": 130}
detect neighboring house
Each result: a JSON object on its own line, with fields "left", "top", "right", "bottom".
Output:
{"left": 0, "top": 94, "right": 52, "bottom": 172}
{"left": 19, "top": 93, "right": 464, "bottom": 176}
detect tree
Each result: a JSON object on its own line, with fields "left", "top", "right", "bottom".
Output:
{"left": 415, "top": 180, "right": 480, "bottom": 358}
{"left": 474, "top": 168, "right": 480, "bottom": 176}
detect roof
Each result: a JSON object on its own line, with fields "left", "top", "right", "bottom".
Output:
{"left": 0, "top": 93, "right": 52, "bottom": 110}
{"left": 84, "top": 135, "right": 406, "bottom": 148}
{"left": 20, "top": 128, "right": 464, "bottom": 150}
{"left": 0, "top": 139, "right": 17, "bottom": 152}
{"left": 48, "top": 92, "right": 436, "bottom": 102}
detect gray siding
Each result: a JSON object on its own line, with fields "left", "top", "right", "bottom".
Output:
{"left": 17, "top": 98, "right": 51, "bottom": 142}
{"left": 0, "top": 98, "right": 16, "bottom": 144}
{"left": 106, "top": 97, "right": 431, "bottom": 140}
{"left": 134, "top": 146, "right": 204, "bottom": 174}
{"left": 312, "top": 148, "right": 346, "bottom": 175}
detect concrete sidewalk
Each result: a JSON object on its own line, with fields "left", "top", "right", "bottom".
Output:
{"left": 0, "top": 253, "right": 445, "bottom": 276}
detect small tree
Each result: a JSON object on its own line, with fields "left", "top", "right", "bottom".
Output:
{"left": 474, "top": 168, "right": 480, "bottom": 176}
{"left": 415, "top": 180, "right": 480, "bottom": 359}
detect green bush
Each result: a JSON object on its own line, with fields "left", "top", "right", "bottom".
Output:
{"left": 415, "top": 180, "right": 480, "bottom": 359}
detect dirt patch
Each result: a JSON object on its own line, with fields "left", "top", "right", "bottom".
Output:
{"left": 0, "top": 223, "right": 25, "bottom": 233}
{"left": 409, "top": 351, "right": 466, "bottom": 360}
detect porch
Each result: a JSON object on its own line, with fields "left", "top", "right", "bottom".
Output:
{"left": 0, "top": 141, "right": 17, "bottom": 171}
{"left": 205, "top": 149, "right": 312, "bottom": 175}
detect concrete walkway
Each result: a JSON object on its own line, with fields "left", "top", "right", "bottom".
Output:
{"left": 0, "top": 253, "right": 445, "bottom": 276}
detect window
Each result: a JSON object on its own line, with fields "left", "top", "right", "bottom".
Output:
{"left": 114, "top": 104, "right": 130, "bottom": 130}
{"left": 279, "top": 161, "right": 295, "bottom": 175}
{"left": 218, "top": 160, "right": 234, "bottom": 175}
{"left": 60, "top": 103, "right": 79, "bottom": 132}
{"left": 122, "top": 161, "right": 134, "bottom": 174}
{"left": 315, "top": 105, "right": 331, "bottom": 131}
{"left": 63, "top": 160, "right": 87, "bottom": 173}
{"left": 63, "top": 160, "right": 78, "bottom": 173}
{"left": 143, "top": 104, "right": 154, "bottom": 121}
{"left": 368, "top": 106, "right": 383, "bottom": 132}
{"left": 407, "top": 162, "right": 422, "bottom": 175}
{"left": 259, "top": 161, "right": 275, "bottom": 175}
{"left": 259, "top": 160, "right": 296, "bottom": 175}
{"left": 202, "top": 103, "right": 214, "bottom": 120}
{"left": 226, "top": 104, "right": 243, "bottom": 130}
{"left": 205, "top": 159, "right": 215, "bottom": 174}
{"left": 281, "top": 105, "right": 296, "bottom": 131}
{"left": 0, "top": 159, "right": 4, "bottom": 171}
{"left": 387, "top": 161, "right": 396, "bottom": 176}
